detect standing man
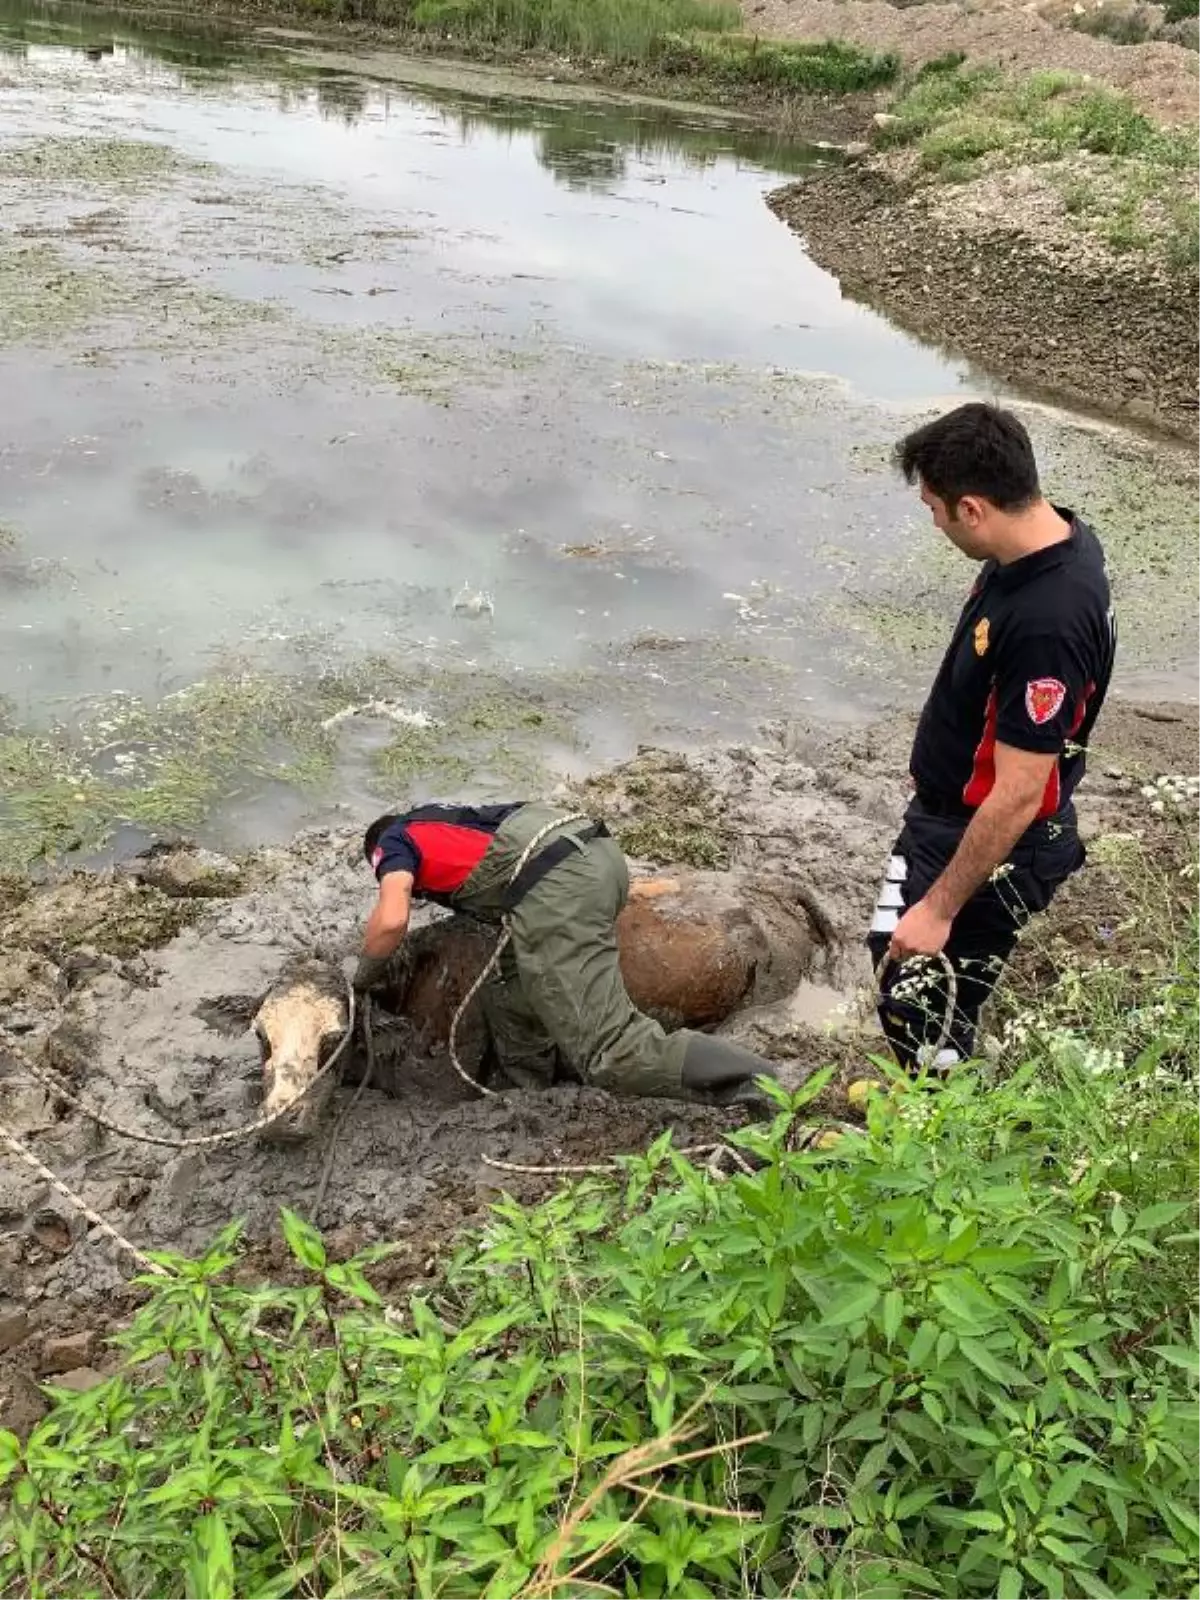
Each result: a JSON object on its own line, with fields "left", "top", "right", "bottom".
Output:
{"left": 354, "top": 800, "right": 779, "bottom": 1104}
{"left": 869, "top": 403, "right": 1116, "bottom": 1071}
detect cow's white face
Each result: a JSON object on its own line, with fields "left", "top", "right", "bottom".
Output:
{"left": 254, "top": 977, "right": 348, "bottom": 1143}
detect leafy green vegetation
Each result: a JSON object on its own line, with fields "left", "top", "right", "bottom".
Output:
{"left": 5, "top": 1056, "right": 1195, "bottom": 1596}
{"left": 880, "top": 65, "right": 1196, "bottom": 170}
{"left": 1070, "top": 6, "right": 1156, "bottom": 45}
{"left": 655, "top": 33, "right": 898, "bottom": 92}
{"left": 876, "top": 64, "right": 1199, "bottom": 272}
{"left": 131, "top": 0, "right": 895, "bottom": 96}
{"left": 0, "top": 816, "right": 1191, "bottom": 1592}
{"left": 4, "top": 813, "right": 1196, "bottom": 1598}
{"left": 400, "top": 0, "right": 897, "bottom": 89}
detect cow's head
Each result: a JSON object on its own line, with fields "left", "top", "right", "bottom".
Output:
{"left": 252, "top": 960, "right": 349, "bottom": 1143}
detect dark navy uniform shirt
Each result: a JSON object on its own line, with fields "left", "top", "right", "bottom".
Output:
{"left": 910, "top": 510, "right": 1116, "bottom": 820}
{"left": 371, "top": 803, "right": 522, "bottom": 903}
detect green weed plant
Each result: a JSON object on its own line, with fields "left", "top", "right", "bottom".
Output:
{"left": 2, "top": 1046, "right": 1195, "bottom": 1598}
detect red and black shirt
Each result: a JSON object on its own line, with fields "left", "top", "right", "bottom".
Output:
{"left": 910, "top": 510, "right": 1116, "bottom": 821}
{"left": 371, "top": 803, "right": 521, "bottom": 904}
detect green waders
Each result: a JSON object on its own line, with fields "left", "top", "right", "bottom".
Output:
{"left": 450, "top": 804, "right": 690, "bottom": 1098}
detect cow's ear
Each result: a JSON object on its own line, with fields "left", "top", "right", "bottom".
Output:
{"left": 193, "top": 993, "right": 265, "bottom": 1035}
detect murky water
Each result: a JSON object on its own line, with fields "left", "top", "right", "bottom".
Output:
{"left": 0, "top": 0, "right": 1194, "bottom": 866}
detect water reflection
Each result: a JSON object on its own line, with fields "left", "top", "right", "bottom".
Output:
{"left": 0, "top": 0, "right": 264, "bottom": 67}
{"left": 0, "top": 0, "right": 824, "bottom": 195}
{"left": 443, "top": 96, "right": 824, "bottom": 188}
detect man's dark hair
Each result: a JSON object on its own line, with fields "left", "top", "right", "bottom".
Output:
{"left": 363, "top": 813, "right": 399, "bottom": 863}
{"left": 894, "top": 403, "right": 1040, "bottom": 512}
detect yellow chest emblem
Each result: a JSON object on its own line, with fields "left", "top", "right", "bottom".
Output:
{"left": 974, "top": 617, "right": 990, "bottom": 657}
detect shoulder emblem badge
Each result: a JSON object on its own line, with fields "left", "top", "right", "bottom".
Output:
{"left": 371, "top": 846, "right": 384, "bottom": 869}
{"left": 973, "top": 618, "right": 990, "bottom": 657}
{"left": 1026, "top": 677, "right": 1067, "bottom": 726}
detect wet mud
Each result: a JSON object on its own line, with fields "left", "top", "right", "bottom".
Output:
{"left": 2, "top": 701, "right": 1196, "bottom": 1432}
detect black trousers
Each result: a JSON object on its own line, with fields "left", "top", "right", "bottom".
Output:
{"left": 866, "top": 797, "right": 1085, "bottom": 1069}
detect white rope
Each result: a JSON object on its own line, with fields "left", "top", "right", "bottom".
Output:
{"left": 0, "top": 1120, "right": 166, "bottom": 1277}
{"left": 873, "top": 950, "right": 958, "bottom": 1064}
{"left": 0, "top": 981, "right": 359, "bottom": 1281}
{"left": 445, "top": 813, "right": 591, "bottom": 1099}
{"left": 0, "top": 816, "right": 593, "bottom": 1283}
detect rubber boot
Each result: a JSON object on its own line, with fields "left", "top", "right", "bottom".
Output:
{"left": 680, "top": 1033, "right": 779, "bottom": 1115}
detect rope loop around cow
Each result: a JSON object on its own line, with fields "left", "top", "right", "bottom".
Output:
{"left": 0, "top": 814, "right": 590, "bottom": 1279}
{"left": 0, "top": 979, "right": 360, "bottom": 1277}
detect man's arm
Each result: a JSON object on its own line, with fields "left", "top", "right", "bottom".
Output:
{"left": 889, "top": 742, "right": 1055, "bottom": 960}
{"left": 362, "top": 872, "right": 414, "bottom": 959}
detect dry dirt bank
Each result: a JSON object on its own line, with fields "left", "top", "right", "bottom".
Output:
{"left": 745, "top": 0, "right": 1199, "bottom": 125}
{"left": 770, "top": 163, "right": 1199, "bottom": 438}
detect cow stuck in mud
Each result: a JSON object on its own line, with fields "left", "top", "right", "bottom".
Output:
{"left": 253, "top": 872, "right": 821, "bottom": 1142}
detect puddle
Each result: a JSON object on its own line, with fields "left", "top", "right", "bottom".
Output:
{"left": 0, "top": 0, "right": 1193, "bottom": 868}
{"left": 784, "top": 979, "right": 855, "bottom": 1032}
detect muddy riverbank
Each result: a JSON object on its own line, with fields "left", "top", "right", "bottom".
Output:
{"left": 1, "top": 699, "right": 1196, "bottom": 1426}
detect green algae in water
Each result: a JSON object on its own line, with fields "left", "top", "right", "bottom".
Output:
{"left": 371, "top": 680, "right": 576, "bottom": 794}
{"left": 0, "top": 675, "right": 342, "bottom": 867}
{"left": 0, "top": 136, "right": 207, "bottom": 186}
{"left": 0, "top": 664, "right": 584, "bottom": 869}
{"left": 0, "top": 225, "right": 282, "bottom": 357}
{"left": 0, "top": 241, "right": 123, "bottom": 347}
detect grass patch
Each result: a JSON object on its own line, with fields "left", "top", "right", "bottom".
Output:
{"left": 5, "top": 863, "right": 1195, "bottom": 1595}
{"left": 1166, "top": 193, "right": 1199, "bottom": 269}
{"left": 881, "top": 66, "right": 1198, "bottom": 171}
{"left": 1071, "top": 5, "right": 1157, "bottom": 44}
{"left": 404, "top": 0, "right": 896, "bottom": 89}
{"left": 878, "top": 65, "right": 1199, "bottom": 273}
{"left": 408, "top": 0, "right": 739, "bottom": 61}
{"left": 655, "top": 33, "right": 899, "bottom": 92}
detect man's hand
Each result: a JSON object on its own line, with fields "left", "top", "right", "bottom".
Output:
{"left": 889, "top": 897, "right": 953, "bottom": 962}
{"left": 352, "top": 953, "right": 392, "bottom": 994}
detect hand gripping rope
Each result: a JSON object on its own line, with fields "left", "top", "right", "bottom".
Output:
{"left": 872, "top": 949, "right": 958, "bottom": 1065}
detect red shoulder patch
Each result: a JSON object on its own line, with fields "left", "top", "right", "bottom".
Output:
{"left": 1025, "top": 677, "right": 1067, "bottom": 726}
